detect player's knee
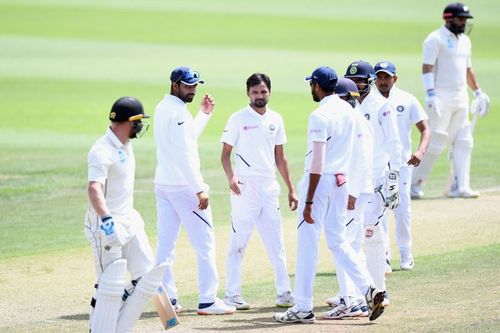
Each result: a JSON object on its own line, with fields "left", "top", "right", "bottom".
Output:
{"left": 427, "top": 130, "right": 449, "bottom": 155}
{"left": 453, "top": 125, "right": 473, "bottom": 149}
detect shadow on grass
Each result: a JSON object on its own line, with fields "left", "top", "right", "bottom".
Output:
{"left": 59, "top": 313, "right": 89, "bottom": 321}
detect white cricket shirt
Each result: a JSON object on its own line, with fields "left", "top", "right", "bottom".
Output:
{"left": 348, "top": 105, "right": 374, "bottom": 197}
{"left": 359, "top": 90, "right": 402, "bottom": 182}
{"left": 88, "top": 127, "right": 135, "bottom": 216}
{"left": 304, "top": 95, "right": 355, "bottom": 175}
{"left": 423, "top": 26, "right": 472, "bottom": 92}
{"left": 221, "top": 105, "right": 287, "bottom": 179}
{"left": 154, "top": 94, "right": 211, "bottom": 193}
{"left": 374, "top": 86, "right": 428, "bottom": 164}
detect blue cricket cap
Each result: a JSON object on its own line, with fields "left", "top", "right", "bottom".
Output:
{"left": 374, "top": 61, "right": 397, "bottom": 76}
{"left": 170, "top": 66, "right": 205, "bottom": 85}
{"left": 335, "top": 78, "right": 360, "bottom": 97}
{"left": 305, "top": 66, "right": 338, "bottom": 90}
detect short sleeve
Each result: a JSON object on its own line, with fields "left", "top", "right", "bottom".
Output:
{"left": 220, "top": 114, "right": 238, "bottom": 146}
{"left": 275, "top": 115, "right": 287, "bottom": 145}
{"left": 422, "top": 33, "right": 440, "bottom": 65}
{"left": 410, "top": 95, "right": 428, "bottom": 124}
{"left": 308, "top": 113, "right": 328, "bottom": 143}
{"left": 88, "top": 147, "right": 111, "bottom": 185}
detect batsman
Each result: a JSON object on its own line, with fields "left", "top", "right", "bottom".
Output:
{"left": 84, "top": 97, "right": 168, "bottom": 332}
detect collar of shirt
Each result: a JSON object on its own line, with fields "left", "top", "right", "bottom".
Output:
{"left": 106, "top": 127, "right": 127, "bottom": 149}
{"left": 441, "top": 25, "right": 459, "bottom": 39}
{"left": 245, "top": 105, "right": 268, "bottom": 118}
{"left": 165, "top": 94, "right": 186, "bottom": 107}
{"left": 319, "top": 94, "right": 335, "bottom": 106}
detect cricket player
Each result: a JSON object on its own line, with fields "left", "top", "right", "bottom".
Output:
{"left": 344, "top": 60, "right": 403, "bottom": 305}
{"left": 374, "top": 61, "right": 430, "bottom": 270}
{"left": 411, "top": 2, "right": 490, "bottom": 199}
{"left": 325, "top": 78, "right": 374, "bottom": 318}
{"left": 221, "top": 73, "right": 297, "bottom": 310}
{"left": 84, "top": 97, "right": 168, "bottom": 332}
{"left": 154, "top": 66, "right": 235, "bottom": 315}
{"left": 274, "top": 67, "right": 385, "bottom": 324}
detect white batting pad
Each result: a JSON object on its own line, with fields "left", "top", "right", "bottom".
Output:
{"left": 116, "top": 262, "right": 168, "bottom": 333}
{"left": 91, "top": 259, "right": 127, "bottom": 333}
{"left": 364, "top": 224, "right": 386, "bottom": 291}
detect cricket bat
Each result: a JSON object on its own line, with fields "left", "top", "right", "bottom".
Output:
{"left": 152, "top": 283, "right": 179, "bottom": 330}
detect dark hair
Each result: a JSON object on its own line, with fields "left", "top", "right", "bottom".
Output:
{"left": 246, "top": 73, "right": 271, "bottom": 91}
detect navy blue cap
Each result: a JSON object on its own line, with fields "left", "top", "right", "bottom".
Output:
{"left": 334, "top": 78, "right": 360, "bottom": 97}
{"left": 170, "top": 66, "right": 205, "bottom": 85}
{"left": 374, "top": 61, "right": 397, "bottom": 76}
{"left": 443, "top": 2, "right": 473, "bottom": 19}
{"left": 305, "top": 66, "right": 338, "bottom": 90}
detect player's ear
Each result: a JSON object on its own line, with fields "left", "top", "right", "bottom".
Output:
{"left": 393, "top": 75, "right": 398, "bottom": 84}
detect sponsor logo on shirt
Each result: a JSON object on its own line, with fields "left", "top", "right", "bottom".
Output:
{"left": 177, "top": 121, "right": 185, "bottom": 125}
{"left": 243, "top": 125, "right": 258, "bottom": 131}
{"left": 383, "top": 110, "right": 391, "bottom": 117}
{"left": 309, "top": 128, "right": 321, "bottom": 134}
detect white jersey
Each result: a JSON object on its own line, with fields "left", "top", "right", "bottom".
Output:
{"left": 359, "top": 90, "right": 402, "bottom": 182}
{"left": 88, "top": 127, "right": 135, "bottom": 216}
{"left": 221, "top": 105, "right": 287, "bottom": 179}
{"left": 374, "top": 87, "right": 428, "bottom": 164}
{"left": 423, "top": 26, "right": 472, "bottom": 92}
{"left": 154, "top": 94, "right": 211, "bottom": 193}
{"left": 348, "top": 105, "right": 374, "bottom": 197}
{"left": 304, "top": 95, "right": 355, "bottom": 175}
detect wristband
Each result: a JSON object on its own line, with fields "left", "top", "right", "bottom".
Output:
{"left": 473, "top": 89, "right": 482, "bottom": 97}
{"left": 101, "top": 214, "right": 112, "bottom": 221}
{"left": 422, "top": 72, "right": 435, "bottom": 93}
{"left": 305, "top": 201, "right": 313, "bottom": 205}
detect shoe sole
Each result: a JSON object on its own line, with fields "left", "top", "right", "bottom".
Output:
{"left": 274, "top": 317, "right": 316, "bottom": 324}
{"left": 275, "top": 303, "right": 294, "bottom": 308}
{"left": 197, "top": 310, "right": 235, "bottom": 315}
{"left": 321, "top": 311, "right": 363, "bottom": 320}
{"left": 369, "top": 292, "right": 385, "bottom": 321}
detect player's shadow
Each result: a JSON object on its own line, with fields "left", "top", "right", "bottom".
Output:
{"left": 59, "top": 313, "right": 89, "bottom": 321}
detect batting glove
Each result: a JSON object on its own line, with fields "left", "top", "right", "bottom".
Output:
{"left": 425, "top": 89, "right": 441, "bottom": 117}
{"left": 471, "top": 89, "right": 490, "bottom": 117}
{"left": 99, "top": 215, "right": 127, "bottom": 249}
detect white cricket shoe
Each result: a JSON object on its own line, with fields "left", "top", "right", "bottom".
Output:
{"left": 224, "top": 295, "right": 250, "bottom": 310}
{"left": 275, "top": 291, "right": 294, "bottom": 308}
{"left": 400, "top": 255, "right": 414, "bottom": 271}
{"left": 197, "top": 298, "right": 236, "bottom": 315}
{"left": 357, "top": 298, "right": 369, "bottom": 317}
{"left": 365, "top": 286, "right": 385, "bottom": 321}
{"left": 274, "top": 306, "right": 315, "bottom": 323}
{"left": 326, "top": 295, "right": 342, "bottom": 307}
{"left": 447, "top": 188, "right": 479, "bottom": 199}
{"left": 382, "top": 291, "right": 390, "bottom": 307}
{"left": 321, "top": 298, "right": 362, "bottom": 319}
{"left": 410, "top": 184, "right": 423, "bottom": 199}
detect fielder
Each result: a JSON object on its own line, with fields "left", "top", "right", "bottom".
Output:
{"left": 411, "top": 2, "right": 490, "bottom": 199}
{"left": 374, "top": 61, "right": 430, "bottom": 270}
{"left": 84, "top": 97, "right": 168, "bottom": 332}
{"left": 274, "top": 67, "right": 385, "bottom": 324}
{"left": 344, "top": 60, "right": 403, "bottom": 305}
{"left": 325, "top": 78, "right": 374, "bottom": 319}
{"left": 221, "top": 73, "right": 297, "bottom": 310}
{"left": 154, "top": 66, "right": 235, "bottom": 315}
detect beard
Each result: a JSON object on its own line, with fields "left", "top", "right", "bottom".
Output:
{"left": 312, "top": 91, "right": 320, "bottom": 102}
{"left": 180, "top": 92, "right": 195, "bottom": 103}
{"left": 252, "top": 98, "right": 267, "bottom": 108}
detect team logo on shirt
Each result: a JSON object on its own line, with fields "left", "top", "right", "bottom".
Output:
{"left": 243, "top": 125, "right": 259, "bottom": 131}
{"left": 269, "top": 124, "right": 276, "bottom": 131}
{"left": 397, "top": 105, "right": 405, "bottom": 113}
{"left": 364, "top": 113, "right": 370, "bottom": 120}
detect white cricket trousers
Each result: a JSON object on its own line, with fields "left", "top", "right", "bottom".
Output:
{"left": 225, "top": 177, "right": 291, "bottom": 297}
{"left": 155, "top": 185, "right": 219, "bottom": 303}
{"left": 336, "top": 193, "right": 370, "bottom": 298}
{"left": 391, "top": 166, "right": 412, "bottom": 255}
{"left": 84, "top": 208, "right": 155, "bottom": 280}
{"left": 294, "top": 174, "right": 374, "bottom": 312}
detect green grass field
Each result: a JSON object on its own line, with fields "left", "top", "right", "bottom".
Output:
{"left": 1, "top": 0, "right": 500, "bottom": 332}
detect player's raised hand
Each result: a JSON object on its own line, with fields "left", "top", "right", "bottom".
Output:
{"left": 200, "top": 93, "right": 215, "bottom": 114}
{"left": 196, "top": 191, "right": 209, "bottom": 210}
{"left": 288, "top": 191, "right": 298, "bottom": 211}
{"left": 303, "top": 203, "right": 315, "bottom": 224}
